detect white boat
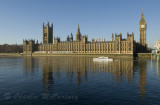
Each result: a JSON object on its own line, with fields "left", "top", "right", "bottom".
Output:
{"left": 93, "top": 56, "right": 113, "bottom": 62}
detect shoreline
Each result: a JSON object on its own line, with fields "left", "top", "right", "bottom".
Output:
{"left": 0, "top": 53, "right": 152, "bottom": 58}
{"left": 0, "top": 53, "right": 21, "bottom": 57}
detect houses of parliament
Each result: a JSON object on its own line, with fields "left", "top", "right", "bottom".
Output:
{"left": 23, "top": 10, "right": 148, "bottom": 54}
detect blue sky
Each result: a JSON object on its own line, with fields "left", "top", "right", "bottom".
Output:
{"left": 0, "top": 0, "right": 160, "bottom": 47}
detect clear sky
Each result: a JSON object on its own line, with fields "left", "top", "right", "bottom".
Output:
{"left": 0, "top": 0, "right": 160, "bottom": 47}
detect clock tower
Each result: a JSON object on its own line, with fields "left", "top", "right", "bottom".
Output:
{"left": 139, "top": 9, "right": 147, "bottom": 46}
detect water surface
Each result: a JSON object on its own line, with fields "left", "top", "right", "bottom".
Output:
{"left": 0, "top": 56, "right": 160, "bottom": 105}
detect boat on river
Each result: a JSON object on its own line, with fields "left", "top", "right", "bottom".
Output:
{"left": 93, "top": 56, "right": 113, "bottom": 62}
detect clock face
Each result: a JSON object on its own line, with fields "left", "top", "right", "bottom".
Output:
{"left": 141, "top": 25, "right": 145, "bottom": 28}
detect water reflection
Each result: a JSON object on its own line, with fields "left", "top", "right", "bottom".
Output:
{"left": 23, "top": 56, "right": 34, "bottom": 73}
{"left": 22, "top": 56, "right": 148, "bottom": 99}
{"left": 42, "top": 57, "right": 54, "bottom": 91}
{"left": 138, "top": 60, "right": 147, "bottom": 99}
{"left": 157, "top": 59, "right": 159, "bottom": 76}
{"left": 23, "top": 56, "right": 40, "bottom": 73}
{"left": 92, "top": 60, "right": 134, "bottom": 82}
{"left": 150, "top": 56, "right": 160, "bottom": 76}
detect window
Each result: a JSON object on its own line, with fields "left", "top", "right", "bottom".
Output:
{"left": 44, "top": 33, "right": 47, "bottom": 37}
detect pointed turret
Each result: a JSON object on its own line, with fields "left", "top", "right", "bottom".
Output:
{"left": 51, "top": 23, "right": 53, "bottom": 28}
{"left": 47, "top": 21, "right": 49, "bottom": 26}
{"left": 67, "top": 35, "right": 69, "bottom": 41}
{"left": 76, "top": 24, "right": 80, "bottom": 34}
{"left": 43, "top": 22, "right": 44, "bottom": 28}
{"left": 140, "top": 8, "right": 146, "bottom": 23}
{"left": 36, "top": 40, "right": 39, "bottom": 44}
{"left": 76, "top": 24, "right": 81, "bottom": 41}
{"left": 112, "top": 33, "right": 114, "bottom": 41}
{"left": 70, "top": 33, "right": 73, "bottom": 41}
{"left": 141, "top": 8, "right": 145, "bottom": 19}
{"left": 71, "top": 33, "right": 73, "bottom": 37}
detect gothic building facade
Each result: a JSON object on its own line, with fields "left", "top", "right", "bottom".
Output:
{"left": 23, "top": 10, "right": 148, "bottom": 54}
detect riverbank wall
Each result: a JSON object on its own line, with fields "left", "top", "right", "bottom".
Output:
{"left": 0, "top": 53, "right": 153, "bottom": 58}
{"left": 136, "top": 53, "right": 152, "bottom": 58}
{"left": 31, "top": 53, "right": 134, "bottom": 58}
{"left": 0, "top": 53, "right": 21, "bottom": 57}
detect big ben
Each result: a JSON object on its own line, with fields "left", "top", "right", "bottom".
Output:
{"left": 139, "top": 9, "right": 147, "bottom": 46}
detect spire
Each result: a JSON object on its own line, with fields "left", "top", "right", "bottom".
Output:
{"left": 76, "top": 24, "right": 81, "bottom": 41}
{"left": 112, "top": 33, "right": 114, "bottom": 38}
{"left": 47, "top": 21, "right": 49, "bottom": 26}
{"left": 112, "top": 33, "right": 114, "bottom": 41}
{"left": 77, "top": 24, "right": 80, "bottom": 33}
{"left": 70, "top": 33, "right": 73, "bottom": 41}
{"left": 36, "top": 40, "right": 38, "bottom": 44}
{"left": 67, "top": 35, "right": 69, "bottom": 41}
{"left": 140, "top": 8, "right": 146, "bottom": 23}
{"left": 51, "top": 23, "right": 53, "bottom": 28}
{"left": 77, "top": 24, "right": 80, "bottom": 34}
{"left": 71, "top": 33, "right": 73, "bottom": 37}
{"left": 132, "top": 32, "right": 134, "bottom": 35}
{"left": 76, "top": 25, "right": 80, "bottom": 36}
{"left": 43, "top": 22, "right": 44, "bottom": 28}
{"left": 141, "top": 8, "right": 145, "bottom": 19}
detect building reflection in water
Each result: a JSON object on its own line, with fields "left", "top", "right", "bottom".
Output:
{"left": 42, "top": 57, "right": 54, "bottom": 91}
{"left": 23, "top": 56, "right": 147, "bottom": 98}
{"left": 92, "top": 60, "right": 133, "bottom": 82}
{"left": 23, "top": 56, "right": 40, "bottom": 73}
{"left": 151, "top": 58, "right": 153, "bottom": 70}
{"left": 138, "top": 60, "right": 147, "bottom": 99}
{"left": 151, "top": 57, "right": 159, "bottom": 76}
{"left": 157, "top": 59, "right": 159, "bottom": 76}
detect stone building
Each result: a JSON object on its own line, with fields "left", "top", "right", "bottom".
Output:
{"left": 23, "top": 10, "right": 148, "bottom": 54}
{"left": 154, "top": 40, "right": 160, "bottom": 50}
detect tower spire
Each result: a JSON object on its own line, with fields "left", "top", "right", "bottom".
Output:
{"left": 76, "top": 24, "right": 81, "bottom": 41}
{"left": 76, "top": 24, "right": 80, "bottom": 34}
{"left": 51, "top": 23, "right": 53, "bottom": 28}
{"left": 47, "top": 21, "right": 49, "bottom": 26}
{"left": 43, "top": 22, "right": 44, "bottom": 28}
{"left": 77, "top": 24, "right": 80, "bottom": 33}
{"left": 141, "top": 8, "right": 145, "bottom": 19}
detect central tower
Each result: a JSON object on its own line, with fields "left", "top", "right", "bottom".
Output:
{"left": 139, "top": 9, "right": 147, "bottom": 46}
{"left": 76, "top": 24, "right": 81, "bottom": 41}
{"left": 43, "top": 22, "right": 53, "bottom": 44}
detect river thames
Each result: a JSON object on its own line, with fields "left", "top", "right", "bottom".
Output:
{"left": 0, "top": 56, "right": 160, "bottom": 105}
